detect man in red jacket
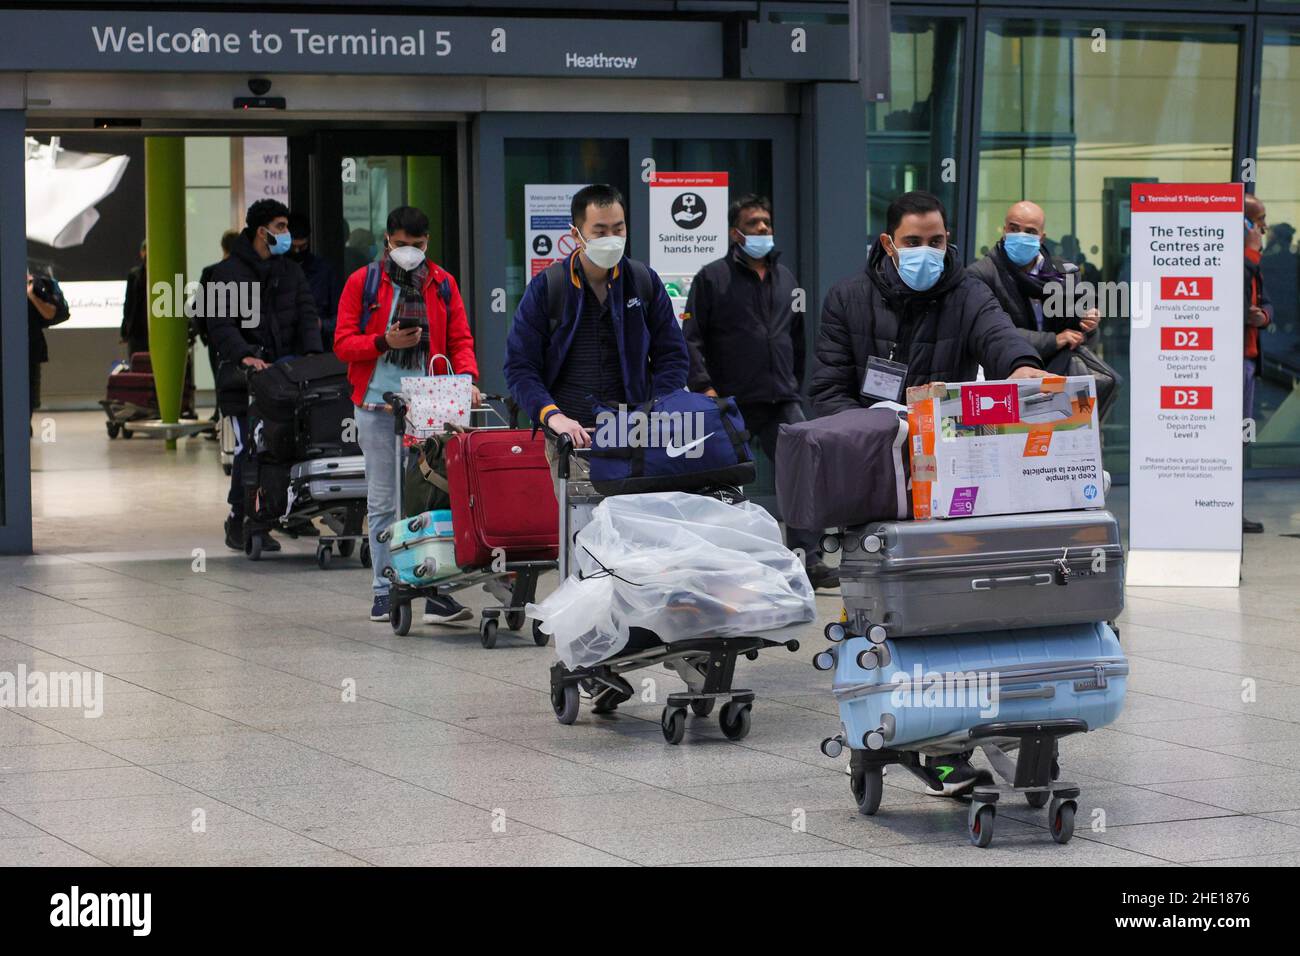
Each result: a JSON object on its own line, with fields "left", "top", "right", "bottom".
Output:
{"left": 334, "top": 206, "right": 480, "bottom": 623}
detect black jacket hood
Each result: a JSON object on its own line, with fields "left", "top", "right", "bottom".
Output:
{"left": 865, "top": 240, "right": 966, "bottom": 311}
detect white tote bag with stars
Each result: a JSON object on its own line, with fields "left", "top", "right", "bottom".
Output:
{"left": 401, "top": 354, "right": 473, "bottom": 439}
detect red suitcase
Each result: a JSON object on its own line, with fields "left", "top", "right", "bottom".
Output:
{"left": 445, "top": 429, "right": 558, "bottom": 568}
{"left": 106, "top": 371, "right": 158, "bottom": 409}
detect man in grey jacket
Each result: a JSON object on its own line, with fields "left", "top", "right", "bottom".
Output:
{"left": 812, "top": 191, "right": 1044, "bottom": 419}
{"left": 812, "top": 190, "right": 1043, "bottom": 799}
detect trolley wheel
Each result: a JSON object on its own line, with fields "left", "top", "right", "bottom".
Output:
{"left": 106, "top": 421, "right": 120, "bottom": 439}
{"left": 505, "top": 609, "right": 526, "bottom": 631}
{"left": 552, "top": 684, "right": 580, "bottom": 725}
{"left": 969, "top": 804, "right": 996, "bottom": 848}
{"left": 850, "top": 766, "right": 884, "bottom": 816}
{"left": 222, "top": 463, "right": 233, "bottom": 476}
{"left": 1025, "top": 790, "right": 1050, "bottom": 809}
{"left": 360, "top": 540, "right": 372, "bottom": 568}
{"left": 390, "top": 601, "right": 412, "bottom": 636}
{"left": 338, "top": 539, "right": 356, "bottom": 558}
{"left": 246, "top": 533, "right": 263, "bottom": 561}
{"left": 120, "top": 426, "right": 133, "bottom": 439}
{"left": 718, "top": 701, "right": 752, "bottom": 741}
{"left": 744, "top": 649, "right": 759, "bottom": 661}
{"left": 661, "top": 707, "right": 687, "bottom": 745}
{"left": 479, "top": 617, "right": 499, "bottom": 649}
{"left": 315, "top": 545, "right": 332, "bottom": 570}
{"left": 690, "top": 697, "right": 715, "bottom": 718}
{"left": 532, "top": 620, "right": 549, "bottom": 646}
{"left": 1049, "top": 799, "right": 1076, "bottom": 845}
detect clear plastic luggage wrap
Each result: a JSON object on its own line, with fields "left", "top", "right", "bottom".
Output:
{"left": 529, "top": 492, "right": 815, "bottom": 669}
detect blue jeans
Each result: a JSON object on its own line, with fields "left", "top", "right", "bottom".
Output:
{"left": 356, "top": 405, "right": 403, "bottom": 596}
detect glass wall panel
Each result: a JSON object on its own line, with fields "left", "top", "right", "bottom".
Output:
{"left": 1252, "top": 29, "right": 1300, "bottom": 470}
{"left": 976, "top": 19, "right": 1240, "bottom": 473}
{"left": 867, "top": 15, "right": 965, "bottom": 240}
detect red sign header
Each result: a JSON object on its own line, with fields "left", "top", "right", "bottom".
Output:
{"left": 1130, "top": 182, "right": 1243, "bottom": 214}
{"left": 650, "top": 171, "right": 729, "bottom": 188}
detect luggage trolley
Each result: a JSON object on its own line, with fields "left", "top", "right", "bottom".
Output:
{"left": 546, "top": 434, "right": 801, "bottom": 745}
{"left": 823, "top": 720, "right": 1086, "bottom": 848}
{"left": 379, "top": 392, "right": 556, "bottom": 647}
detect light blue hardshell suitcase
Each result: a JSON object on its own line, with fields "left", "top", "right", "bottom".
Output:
{"left": 830, "top": 621, "right": 1127, "bottom": 754}
{"left": 383, "top": 509, "right": 457, "bottom": 585}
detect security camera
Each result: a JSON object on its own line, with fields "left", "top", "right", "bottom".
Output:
{"left": 247, "top": 78, "right": 272, "bottom": 96}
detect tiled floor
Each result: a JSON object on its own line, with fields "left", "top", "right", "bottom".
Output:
{"left": 1, "top": 410, "right": 1297, "bottom": 866}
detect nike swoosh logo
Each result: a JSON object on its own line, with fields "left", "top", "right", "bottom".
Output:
{"left": 664, "top": 432, "right": 713, "bottom": 458}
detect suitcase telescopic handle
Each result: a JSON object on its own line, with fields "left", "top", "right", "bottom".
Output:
{"left": 970, "top": 573, "right": 1053, "bottom": 591}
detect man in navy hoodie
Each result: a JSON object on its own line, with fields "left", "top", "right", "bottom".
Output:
{"left": 504, "top": 183, "right": 689, "bottom": 484}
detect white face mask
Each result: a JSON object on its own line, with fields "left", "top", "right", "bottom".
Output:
{"left": 575, "top": 228, "right": 625, "bottom": 270}
{"left": 389, "top": 244, "right": 425, "bottom": 272}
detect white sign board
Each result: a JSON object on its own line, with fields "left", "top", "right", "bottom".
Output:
{"left": 1128, "top": 182, "right": 1244, "bottom": 587}
{"left": 649, "top": 172, "right": 728, "bottom": 317}
{"left": 242, "top": 136, "right": 289, "bottom": 205}
{"left": 525, "top": 183, "right": 583, "bottom": 280}
{"left": 51, "top": 279, "right": 127, "bottom": 331}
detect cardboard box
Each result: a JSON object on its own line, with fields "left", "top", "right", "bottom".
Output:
{"left": 907, "top": 376, "right": 1105, "bottom": 519}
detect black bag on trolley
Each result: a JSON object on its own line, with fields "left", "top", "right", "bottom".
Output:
{"left": 247, "top": 353, "right": 360, "bottom": 462}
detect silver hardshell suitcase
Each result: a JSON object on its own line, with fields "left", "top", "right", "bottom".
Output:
{"left": 290, "top": 456, "right": 366, "bottom": 481}
{"left": 832, "top": 510, "right": 1123, "bottom": 639}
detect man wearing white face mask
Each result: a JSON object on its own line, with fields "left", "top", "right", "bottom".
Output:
{"left": 811, "top": 190, "right": 1044, "bottom": 418}
{"left": 335, "top": 205, "right": 480, "bottom": 625}
{"left": 504, "top": 183, "right": 689, "bottom": 486}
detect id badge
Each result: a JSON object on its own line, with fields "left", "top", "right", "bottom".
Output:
{"left": 861, "top": 356, "right": 909, "bottom": 402}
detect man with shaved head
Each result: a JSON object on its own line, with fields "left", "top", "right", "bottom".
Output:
{"left": 968, "top": 199, "right": 1120, "bottom": 421}
{"left": 1243, "top": 194, "right": 1272, "bottom": 533}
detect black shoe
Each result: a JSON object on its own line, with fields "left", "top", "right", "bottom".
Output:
{"left": 224, "top": 516, "right": 245, "bottom": 552}
{"left": 1243, "top": 517, "right": 1264, "bottom": 534}
{"left": 423, "top": 596, "right": 472, "bottom": 625}
{"left": 807, "top": 560, "right": 840, "bottom": 591}
{"left": 260, "top": 533, "right": 282, "bottom": 553}
{"left": 924, "top": 751, "right": 992, "bottom": 797}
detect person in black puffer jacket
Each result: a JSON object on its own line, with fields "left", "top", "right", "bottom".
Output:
{"left": 202, "top": 199, "right": 322, "bottom": 552}
{"left": 811, "top": 191, "right": 1043, "bottom": 418}
{"left": 811, "top": 191, "right": 1044, "bottom": 800}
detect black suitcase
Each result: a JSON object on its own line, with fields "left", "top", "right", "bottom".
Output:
{"left": 248, "top": 355, "right": 359, "bottom": 462}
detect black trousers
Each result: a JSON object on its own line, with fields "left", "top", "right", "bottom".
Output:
{"left": 738, "top": 399, "right": 822, "bottom": 563}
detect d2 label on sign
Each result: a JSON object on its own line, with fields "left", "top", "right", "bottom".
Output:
{"left": 1160, "top": 276, "right": 1213, "bottom": 300}
{"left": 1160, "top": 386, "right": 1213, "bottom": 409}
{"left": 1160, "top": 327, "right": 1214, "bottom": 350}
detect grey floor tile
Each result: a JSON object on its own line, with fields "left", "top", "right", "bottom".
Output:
{"left": 1084, "top": 815, "right": 1300, "bottom": 862}
{"left": 4, "top": 792, "right": 267, "bottom": 836}
{"left": 676, "top": 848, "right": 910, "bottom": 867}
{"left": 1144, "top": 773, "right": 1300, "bottom": 814}
{"left": 0, "top": 836, "right": 110, "bottom": 866}
{"left": 60, "top": 819, "right": 332, "bottom": 866}
{"left": 0, "top": 742, "right": 129, "bottom": 774}
{"left": 0, "top": 766, "right": 192, "bottom": 805}
{"left": 498, "top": 788, "right": 745, "bottom": 836}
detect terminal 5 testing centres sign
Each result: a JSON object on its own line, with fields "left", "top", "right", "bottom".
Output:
{"left": 0, "top": 10, "right": 721, "bottom": 77}
{"left": 1128, "top": 183, "right": 1244, "bottom": 588}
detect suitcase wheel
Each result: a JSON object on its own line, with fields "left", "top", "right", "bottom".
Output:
{"left": 106, "top": 421, "right": 120, "bottom": 439}
{"left": 121, "top": 427, "right": 133, "bottom": 439}
{"left": 360, "top": 541, "right": 372, "bottom": 568}
{"left": 850, "top": 766, "right": 883, "bottom": 816}
{"left": 316, "top": 544, "right": 332, "bottom": 570}
{"left": 532, "top": 620, "right": 550, "bottom": 646}
{"left": 661, "top": 707, "right": 687, "bottom": 745}
{"left": 969, "top": 804, "right": 995, "bottom": 848}
{"left": 1049, "top": 799, "right": 1076, "bottom": 845}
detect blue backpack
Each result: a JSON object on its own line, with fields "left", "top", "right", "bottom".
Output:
{"left": 587, "top": 390, "right": 755, "bottom": 495}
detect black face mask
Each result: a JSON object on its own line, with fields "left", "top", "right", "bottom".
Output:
{"left": 287, "top": 248, "right": 306, "bottom": 263}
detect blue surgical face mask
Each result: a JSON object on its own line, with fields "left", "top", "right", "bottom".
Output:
{"left": 894, "top": 244, "right": 945, "bottom": 292}
{"left": 1003, "top": 231, "right": 1042, "bottom": 267}
{"left": 739, "top": 233, "right": 774, "bottom": 259}
{"left": 265, "top": 228, "right": 292, "bottom": 256}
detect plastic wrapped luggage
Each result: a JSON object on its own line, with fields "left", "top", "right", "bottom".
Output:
{"left": 833, "top": 509, "right": 1124, "bottom": 639}
{"left": 831, "top": 621, "right": 1127, "bottom": 753}
{"left": 444, "top": 429, "right": 557, "bottom": 568}
{"left": 775, "top": 404, "right": 910, "bottom": 531}
{"left": 384, "top": 509, "right": 458, "bottom": 585}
